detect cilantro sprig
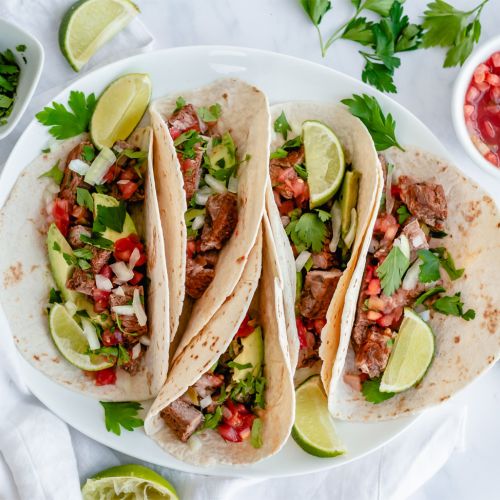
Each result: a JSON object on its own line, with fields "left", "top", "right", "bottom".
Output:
{"left": 362, "top": 377, "right": 395, "bottom": 403}
{"left": 433, "top": 292, "right": 475, "bottom": 320}
{"left": 273, "top": 111, "right": 292, "bottom": 140}
{"left": 100, "top": 401, "right": 144, "bottom": 436}
{"left": 39, "top": 161, "right": 63, "bottom": 185}
{"left": 286, "top": 211, "right": 329, "bottom": 253}
{"left": 376, "top": 244, "right": 409, "bottom": 296}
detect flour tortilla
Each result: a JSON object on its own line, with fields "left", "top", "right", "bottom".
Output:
{"left": 144, "top": 218, "right": 295, "bottom": 466}
{"left": 150, "top": 78, "right": 270, "bottom": 345}
{"left": 330, "top": 146, "right": 500, "bottom": 420}
{"left": 267, "top": 102, "right": 383, "bottom": 398}
{"left": 0, "top": 128, "right": 170, "bottom": 401}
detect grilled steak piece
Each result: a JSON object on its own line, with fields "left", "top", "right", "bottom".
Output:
{"left": 110, "top": 285, "right": 147, "bottom": 335}
{"left": 269, "top": 146, "right": 305, "bottom": 170}
{"left": 399, "top": 176, "right": 448, "bottom": 229}
{"left": 200, "top": 193, "right": 238, "bottom": 252}
{"left": 91, "top": 247, "right": 112, "bottom": 274}
{"left": 299, "top": 269, "right": 342, "bottom": 319}
{"left": 185, "top": 255, "right": 216, "bottom": 299}
{"left": 180, "top": 146, "right": 204, "bottom": 202}
{"left": 121, "top": 347, "right": 143, "bottom": 375}
{"left": 311, "top": 248, "right": 335, "bottom": 270}
{"left": 194, "top": 373, "right": 224, "bottom": 398}
{"left": 168, "top": 104, "right": 203, "bottom": 133}
{"left": 402, "top": 217, "right": 429, "bottom": 259}
{"left": 377, "top": 284, "right": 426, "bottom": 315}
{"left": 66, "top": 268, "right": 94, "bottom": 296}
{"left": 68, "top": 225, "right": 91, "bottom": 249}
{"left": 355, "top": 326, "right": 394, "bottom": 378}
{"left": 161, "top": 399, "right": 204, "bottom": 442}
{"left": 297, "top": 330, "right": 320, "bottom": 369}
{"left": 60, "top": 141, "right": 92, "bottom": 205}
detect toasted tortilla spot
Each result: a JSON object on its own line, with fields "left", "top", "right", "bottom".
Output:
{"left": 3, "top": 262, "right": 23, "bottom": 287}
{"left": 454, "top": 336, "right": 460, "bottom": 343}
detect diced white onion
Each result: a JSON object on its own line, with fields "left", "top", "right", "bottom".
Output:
{"left": 95, "top": 274, "right": 113, "bottom": 291}
{"left": 110, "top": 261, "right": 134, "bottom": 282}
{"left": 228, "top": 175, "right": 239, "bottom": 193}
{"left": 418, "top": 309, "right": 430, "bottom": 322}
{"left": 112, "top": 286, "right": 125, "bottom": 297}
{"left": 111, "top": 305, "right": 135, "bottom": 316}
{"left": 45, "top": 199, "right": 55, "bottom": 216}
{"left": 64, "top": 301, "right": 77, "bottom": 317}
{"left": 394, "top": 234, "right": 410, "bottom": 260}
{"left": 45, "top": 182, "right": 60, "bottom": 194}
{"left": 199, "top": 395, "right": 213, "bottom": 409}
{"left": 131, "top": 343, "right": 142, "bottom": 360}
{"left": 117, "top": 179, "right": 129, "bottom": 185}
{"left": 204, "top": 174, "right": 227, "bottom": 193}
{"left": 368, "top": 238, "right": 380, "bottom": 254}
{"left": 81, "top": 318, "right": 100, "bottom": 350}
{"left": 281, "top": 216, "right": 291, "bottom": 227}
{"left": 84, "top": 147, "right": 116, "bottom": 186}
{"left": 69, "top": 159, "right": 90, "bottom": 176}
{"left": 128, "top": 247, "right": 141, "bottom": 270}
{"left": 192, "top": 214, "right": 205, "bottom": 231}
{"left": 402, "top": 259, "right": 422, "bottom": 290}
{"left": 195, "top": 191, "right": 211, "bottom": 206}
{"left": 188, "top": 435, "right": 202, "bottom": 451}
{"left": 139, "top": 335, "right": 150, "bottom": 346}
{"left": 133, "top": 288, "right": 147, "bottom": 327}
{"left": 329, "top": 202, "right": 342, "bottom": 252}
{"left": 295, "top": 250, "right": 312, "bottom": 272}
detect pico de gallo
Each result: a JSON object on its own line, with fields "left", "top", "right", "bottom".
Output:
{"left": 464, "top": 51, "right": 500, "bottom": 167}
{"left": 160, "top": 314, "right": 266, "bottom": 448}
{"left": 43, "top": 139, "right": 150, "bottom": 385}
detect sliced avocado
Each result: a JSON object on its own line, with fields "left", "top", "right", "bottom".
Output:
{"left": 232, "top": 326, "right": 264, "bottom": 382}
{"left": 296, "top": 271, "right": 303, "bottom": 302}
{"left": 339, "top": 170, "right": 360, "bottom": 240}
{"left": 209, "top": 132, "right": 236, "bottom": 170}
{"left": 92, "top": 193, "right": 136, "bottom": 242}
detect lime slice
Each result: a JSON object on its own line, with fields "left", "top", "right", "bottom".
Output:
{"left": 90, "top": 73, "right": 151, "bottom": 149}
{"left": 380, "top": 308, "right": 435, "bottom": 393}
{"left": 302, "top": 120, "right": 345, "bottom": 208}
{"left": 82, "top": 464, "right": 179, "bottom": 500}
{"left": 292, "top": 375, "right": 346, "bottom": 457}
{"left": 49, "top": 303, "right": 113, "bottom": 371}
{"left": 59, "top": 0, "right": 139, "bottom": 72}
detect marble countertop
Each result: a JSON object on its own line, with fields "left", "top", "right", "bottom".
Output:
{"left": 1, "top": 0, "right": 499, "bottom": 498}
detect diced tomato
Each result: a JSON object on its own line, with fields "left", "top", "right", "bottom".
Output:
{"left": 390, "top": 185, "right": 401, "bottom": 200}
{"left": 364, "top": 265, "right": 375, "bottom": 283}
{"left": 92, "top": 288, "right": 110, "bottom": 313}
{"left": 313, "top": 318, "right": 326, "bottom": 335}
{"left": 120, "top": 168, "right": 137, "bottom": 181}
{"left": 367, "top": 310, "right": 382, "bottom": 321}
{"left": 130, "top": 270, "right": 144, "bottom": 285}
{"left": 236, "top": 314, "right": 255, "bottom": 338}
{"left": 187, "top": 240, "right": 196, "bottom": 258}
{"left": 493, "top": 52, "right": 500, "bottom": 68}
{"left": 464, "top": 104, "right": 475, "bottom": 119}
{"left": 169, "top": 127, "right": 182, "bottom": 140}
{"left": 485, "top": 151, "right": 499, "bottom": 166}
{"left": 476, "top": 81, "right": 490, "bottom": 92}
{"left": 102, "top": 330, "right": 118, "bottom": 346}
{"left": 376, "top": 314, "right": 394, "bottom": 328}
{"left": 490, "top": 86, "right": 500, "bottom": 104}
{"left": 473, "top": 63, "right": 489, "bottom": 84}
{"left": 114, "top": 234, "right": 144, "bottom": 263}
{"left": 180, "top": 157, "right": 198, "bottom": 173}
{"left": 102, "top": 163, "right": 120, "bottom": 184}
{"left": 366, "top": 278, "right": 381, "bottom": 296}
{"left": 100, "top": 265, "right": 113, "bottom": 279}
{"left": 466, "top": 85, "right": 481, "bottom": 103}
{"left": 118, "top": 180, "right": 139, "bottom": 200}
{"left": 296, "top": 317, "right": 308, "bottom": 349}
{"left": 486, "top": 73, "right": 500, "bottom": 87}
{"left": 278, "top": 199, "right": 295, "bottom": 216}
{"left": 95, "top": 368, "right": 117, "bottom": 386}
{"left": 218, "top": 424, "right": 242, "bottom": 442}
{"left": 481, "top": 120, "right": 496, "bottom": 139}
{"left": 52, "top": 198, "right": 71, "bottom": 237}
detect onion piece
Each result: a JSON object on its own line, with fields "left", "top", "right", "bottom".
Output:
{"left": 139, "top": 335, "right": 150, "bottom": 346}
{"left": 64, "top": 301, "right": 77, "bottom": 317}
{"left": 329, "top": 202, "right": 342, "bottom": 252}
{"left": 199, "top": 395, "right": 213, "bottom": 409}
{"left": 419, "top": 309, "right": 431, "bottom": 322}
{"left": 84, "top": 147, "right": 116, "bottom": 186}
{"left": 69, "top": 159, "right": 90, "bottom": 176}
{"left": 394, "top": 234, "right": 410, "bottom": 260}
{"left": 192, "top": 214, "right": 205, "bottom": 231}
{"left": 81, "top": 318, "right": 100, "bottom": 350}
{"left": 205, "top": 174, "right": 227, "bottom": 193}
{"left": 95, "top": 274, "right": 113, "bottom": 291}
{"left": 128, "top": 247, "right": 141, "bottom": 270}
{"left": 188, "top": 435, "right": 202, "bottom": 451}
{"left": 112, "top": 286, "right": 125, "bottom": 297}
{"left": 111, "top": 305, "right": 135, "bottom": 316}
{"left": 402, "top": 258, "right": 422, "bottom": 290}
{"left": 131, "top": 343, "right": 142, "bottom": 360}
{"left": 133, "top": 288, "right": 147, "bottom": 327}
{"left": 195, "top": 190, "right": 211, "bottom": 206}
{"left": 295, "top": 250, "right": 312, "bottom": 272}
{"left": 228, "top": 176, "right": 239, "bottom": 193}
{"left": 111, "top": 261, "right": 134, "bottom": 282}
{"left": 385, "top": 164, "right": 395, "bottom": 215}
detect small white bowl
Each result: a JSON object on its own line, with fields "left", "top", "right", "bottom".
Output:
{"left": 452, "top": 35, "right": 500, "bottom": 180}
{"left": 0, "top": 19, "right": 44, "bottom": 141}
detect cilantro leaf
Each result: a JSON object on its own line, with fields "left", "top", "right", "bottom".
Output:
{"left": 251, "top": 418, "right": 263, "bottom": 449}
{"left": 270, "top": 149, "right": 288, "bottom": 159}
{"left": 273, "top": 111, "right": 292, "bottom": 140}
{"left": 294, "top": 163, "right": 308, "bottom": 180}
{"left": 397, "top": 204, "right": 410, "bottom": 224}
{"left": 16, "top": 44, "right": 26, "bottom": 52}
{"left": 174, "top": 130, "right": 205, "bottom": 159}
{"left": 82, "top": 145, "right": 95, "bottom": 162}
{"left": 429, "top": 229, "right": 448, "bottom": 239}
{"left": 341, "top": 94, "right": 403, "bottom": 151}
{"left": 36, "top": 91, "right": 96, "bottom": 139}
{"left": 362, "top": 377, "right": 395, "bottom": 404}
{"left": 100, "top": 401, "right": 144, "bottom": 436}
{"left": 76, "top": 187, "right": 94, "bottom": 210}
{"left": 174, "top": 96, "right": 186, "bottom": 113}
{"left": 376, "top": 245, "right": 409, "bottom": 296}
{"left": 433, "top": 247, "right": 464, "bottom": 281}
{"left": 96, "top": 202, "right": 126, "bottom": 233}
{"left": 342, "top": 18, "right": 375, "bottom": 46}
{"left": 227, "top": 361, "right": 253, "bottom": 370}
{"left": 39, "top": 160, "right": 63, "bottom": 185}
{"left": 49, "top": 288, "right": 62, "bottom": 304}
{"left": 315, "top": 208, "right": 331, "bottom": 222}
{"left": 197, "top": 103, "right": 222, "bottom": 122}
{"left": 294, "top": 212, "right": 328, "bottom": 253}
{"left": 300, "top": 0, "right": 332, "bottom": 26}
{"left": 73, "top": 248, "right": 93, "bottom": 260}
{"left": 80, "top": 234, "right": 114, "bottom": 250}
{"left": 417, "top": 249, "right": 441, "bottom": 283}
{"left": 414, "top": 285, "right": 445, "bottom": 305}
{"left": 433, "top": 292, "right": 475, "bottom": 321}
{"left": 201, "top": 406, "right": 223, "bottom": 430}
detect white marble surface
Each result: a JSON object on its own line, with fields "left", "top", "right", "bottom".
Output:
{"left": 1, "top": 0, "right": 499, "bottom": 498}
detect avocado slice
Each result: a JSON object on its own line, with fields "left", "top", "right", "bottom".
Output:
{"left": 92, "top": 193, "right": 136, "bottom": 242}
{"left": 232, "top": 326, "right": 264, "bottom": 382}
{"left": 339, "top": 170, "right": 360, "bottom": 241}
{"left": 209, "top": 132, "right": 237, "bottom": 171}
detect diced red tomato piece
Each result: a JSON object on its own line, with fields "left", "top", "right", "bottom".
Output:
{"left": 52, "top": 198, "right": 71, "bottom": 237}
{"left": 102, "top": 163, "right": 120, "bottom": 184}
{"left": 473, "top": 63, "right": 489, "bottom": 84}
{"left": 236, "top": 314, "right": 255, "bottom": 338}
{"left": 169, "top": 127, "right": 182, "bottom": 140}
{"left": 481, "top": 120, "right": 496, "bottom": 139}
{"left": 376, "top": 314, "right": 394, "bottom": 328}
{"left": 129, "top": 270, "right": 144, "bottom": 285}
{"left": 278, "top": 200, "right": 295, "bottom": 216}
{"left": 296, "top": 317, "right": 308, "bottom": 349}
{"left": 390, "top": 185, "right": 401, "bottom": 199}
{"left": 100, "top": 265, "right": 113, "bottom": 279}
{"left": 313, "top": 318, "right": 326, "bottom": 335}
{"left": 487, "top": 73, "right": 500, "bottom": 87}
{"left": 466, "top": 85, "right": 481, "bottom": 103}
{"left": 95, "top": 368, "right": 117, "bottom": 386}
{"left": 118, "top": 181, "right": 139, "bottom": 200}
{"left": 366, "top": 278, "right": 381, "bottom": 296}
{"left": 114, "top": 234, "right": 144, "bottom": 262}
{"left": 476, "top": 81, "right": 490, "bottom": 92}
{"left": 464, "top": 104, "right": 475, "bottom": 119}
{"left": 485, "top": 151, "right": 499, "bottom": 166}
{"left": 186, "top": 240, "right": 196, "bottom": 258}
{"left": 92, "top": 288, "right": 110, "bottom": 313}
{"left": 367, "top": 310, "right": 382, "bottom": 321}
{"left": 490, "top": 86, "right": 500, "bottom": 104}
{"left": 102, "top": 330, "right": 118, "bottom": 346}
{"left": 218, "top": 424, "right": 242, "bottom": 442}
{"left": 120, "top": 168, "right": 137, "bottom": 181}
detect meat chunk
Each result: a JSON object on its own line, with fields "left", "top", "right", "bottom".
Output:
{"left": 91, "top": 247, "right": 112, "bottom": 274}
{"left": 185, "top": 255, "right": 215, "bottom": 299}
{"left": 270, "top": 166, "right": 299, "bottom": 200}
{"left": 60, "top": 141, "right": 92, "bottom": 205}
{"left": 311, "top": 249, "right": 335, "bottom": 270}
{"left": 297, "top": 330, "right": 320, "bottom": 369}
{"left": 399, "top": 176, "right": 448, "bottom": 229}
{"left": 299, "top": 269, "right": 342, "bottom": 319}
{"left": 121, "top": 347, "right": 143, "bottom": 375}
{"left": 179, "top": 146, "right": 204, "bottom": 202}
{"left": 200, "top": 193, "right": 238, "bottom": 251}
{"left": 110, "top": 285, "right": 147, "bottom": 335}
{"left": 269, "top": 146, "right": 305, "bottom": 170}
{"left": 377, "top": 283, "right": 426, "bottom": 315}
{"left": 194, "top": 373, "right": 224, "bottom": 398}
{"left": 402, "top": 217, "right": 429, "bottom": 259}
{"left": 66, "top": 268, "right": 94, "bottom": 296}
{"left": 355, "top": 326, "right": 394, "bottom": 378}
{"left": 68, "top": 225, "right": 91, "bottom": 249}
{"left": 161, "top": 399, "right": 204, "bottom": 442}
{"left": 168, "top": 104, "right": 205, "bottom": 134}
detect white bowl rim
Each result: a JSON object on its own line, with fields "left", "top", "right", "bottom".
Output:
{"left": 0, "top": 18, "right": 44, "bottom": 141}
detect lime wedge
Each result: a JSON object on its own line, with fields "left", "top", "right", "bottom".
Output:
{"left": 292, "top": 375, "right": 346, "bottom": 457}
{"left": 59, "top": 0, "right": 139, "bottom": 72}
{"left": 90, "top": 73, "right": 151, "bottom": 149}
{"left": 380, "top": 308, "right": 435, "bottom": 393}
{"left": 82, "top": 464, "right": 179, "bottom": 500}
{"left": 302, "top": 120, "right": 345, "bottom": 208}
{"left": 49, "top": 303, "right": 113, "bottom": 371}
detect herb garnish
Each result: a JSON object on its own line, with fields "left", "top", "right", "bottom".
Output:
{"left": 80, "top": 233, "right": 114, "bottom": 250}
{"left": 49, "top": 288, "right": 63, "bottom": 304}
{"left": 197, "top": 103, "right": 222, "bottom": 122}
{"left": 39, "top": 161, "right": 63, "bottom": 185}
{"left": 174, "top": 130, "right": 206, "bottom": 160}
{"left": 433, "top": 292, "right": 475, "bottom": 320}
{"left": 376, "top": 245, "right": 409, "bottom": 296}
{"left": 251, "top": 418, "right": 263, "bottom": 448}
{"left": 286, "top": 212, "right": 328, "bottom": 253}
{"left": 362, "top": 377, "right": 395, "bottom": 404}
{"left": 100, "top": 401, "right": 144, "bottom": 436}
{"left": 415, "top": 286, "right": 446, "bottom": 305}
{"left": 174, "top": 96, "right": 186, "bottom": 113}
{"left": 201, "top": 406, "right": 223, "bottom": 430}
{"left": 396, "top": 204, "right": 410, "bottom": 224}
{"left": 273, "top": 111, "right": 292, "bottom": 140}
{"left": 95, "top": 202, "right": 126, "bottom": 233}
{"left": 76, "top": 187, "right": 94, "bottom": 210}
{"left": 82, "top": 144, "right": 96, "bottom": 162}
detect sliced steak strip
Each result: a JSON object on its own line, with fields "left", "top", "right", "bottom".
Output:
{"left": 402, "top": 217, "right": 429, "bottom": 259}
{"left": 269, "top": 146, "right": 305, "bottom": 170}
{"left": 299, "top": 269, "right": 342, "bottom": 320}
{"left": 91, "top": 247, "right": 112, "bottom": 274}
{"left": 185, "top": 255, "right": 215, "bottom": 299}
{"left": 180, "top": 146, "right": 204, "bottom": 202}
{"left": 110, "top": 285, "right": 147, "bottom": 335}
{"left": 68, "top": 225, "right": 91, "bottom": 249}
{"left": 355, "top": 326, "right": 394, "bottom": 378}
{"left": 200, "top": 193, "right": 238, "bottom": 252}
{"left": 60, "top": 141, "right": 92, "bottom": 205}
{"left": 194, "top": 373, "right": 224, "bottom": 398}
{"left": 168, "top": 104, "right": 205, "bottom": 134}
{"left": 66, "top": 268, "right": 94, "bottom": 296}
{"left": 160, "top": 399, "right": 204, "bottom": 442}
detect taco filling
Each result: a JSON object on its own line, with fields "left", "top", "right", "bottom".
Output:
{"left": 44, "top": 140, "right": 150, "bottom": 386}
{"left": 161, "top": 314, "right": 266, "bottom": 447}
{"left": 347, "top": 155, "right": 475, "bottom": 398}
{"left": 165, "top": 100, "right": 241, "bottom": 299}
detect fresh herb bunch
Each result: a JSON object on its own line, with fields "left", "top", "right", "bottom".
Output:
{"left": 0, "top": 48, "right": 22, "bottom": 126}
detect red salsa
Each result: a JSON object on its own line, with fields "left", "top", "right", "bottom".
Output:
{"left": 464, "top": 51, "right": 500, "bottom": 168}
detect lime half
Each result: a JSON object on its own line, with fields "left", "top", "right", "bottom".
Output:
{"left": 302, "top": 120, "right": 345, "bottom": 208}
{"left": 59, "top": 0, "right": 139, "bottom": 71}
{"left": 82, "top": 464, "right": 179, "bottom": 500}
{"left": 49, "top": 303, "right": 113, "bottom": 371}
{"left": 90, "top": 73, "right": 151, "bottom": 149}
{"left": 292, "top": 375, "right": 346, "bottom": 457}
{"left": 380, "top": 308, "right": 435, "bottom": 393}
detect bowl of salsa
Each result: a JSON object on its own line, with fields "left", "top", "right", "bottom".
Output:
{"left": 452, "top": 35, "right": 500, "bottom": 179}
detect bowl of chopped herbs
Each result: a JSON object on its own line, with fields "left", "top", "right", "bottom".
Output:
{"left": 0, "top": 19, "right": 44, "bottom": 140}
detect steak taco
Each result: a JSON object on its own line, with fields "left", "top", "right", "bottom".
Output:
{"left": 144, "top": 219, "right": 295, "bottom": 466}
{"left": 329, "top": 147, "right": 500, "bottom": 420}
{"left": 149, "top": 79, "right": 269, "bottom": 347}
{"left": 0, "top": 128, "right": 170, "bottom": 401}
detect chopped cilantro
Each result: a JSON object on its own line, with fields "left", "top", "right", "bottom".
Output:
{"left": 433, "top": 247, "right": 464, "bottom": 281}
{"left": 100, "top": 401, "right": 144, "bottom": 436}
{"left": 76, "top": 187, "right": 94, "bottom": 210}
{"left": 251, "top": 418, "right": 263, "bottom": 449}
{"left": 433, "top": 292, "right": 475, "bottom": 321}
{"left": 73, "top": 248, "right": 93, "bottom": 260}
{"left": 414, "top": 286, "right": 446, "bottom": 305}
{"left": 396, "top": 204, "right": 410, "bottom": 224}
{"left": 117, "top": 344, "right": 130, "bottom": 366}
{"left": 294, "top": 163, "right": 308, "bottom": 180}
{"left": 80, "top": 234, "right": 114, "bottom": 250}
{"left": 197, "top": 103, "right": 222, "bottom": 122}
{"left": 417, "top": 249, "right": 441, "bottom": 283}
{"left": 82, "top": 145, "right": 95, "bottom": 162}
{"left": 429, "top": 229, "right": 448, "bottom": 239}
{"left": 376, "top": 245, "right": 409, "bottom": 296}
{"left": 39, "top": 160, "right": 63, "bottom": 185}
{"left": 201, "top": 406, "right": 223, "bottom": 430}
{"left": 273, "top": 111, "right": 292, "bottom": 140}
{"left": 286, "top": 212, "right": 327, "bottom": 253}
{"left": 362, "top": 377, "right": 395, "bottom": 404}
{"left": 174, "top": 96, "right": 186, "bottom": 113}
{"left": 49, "top": 288, "right": 62, "bottom": 304}
{"left": 41, "top": 147, "right": 51, "bottom": 153}
{"left": 95, "top": 202, "right": 126, "bottom": 233}
{"left": 315, "top": 208, "right": 331, "bottom": 222}
{"left": 174, "top": 130, "right": 205, "bottom": 159}
{"left": 16, "top": 44, "right": 26, "bottom": 52}
{"left": 227, "top": 361, "right": 252, "bottom": 370}
{"left": 270, "top": 149, "right": 288, "bottom": 159}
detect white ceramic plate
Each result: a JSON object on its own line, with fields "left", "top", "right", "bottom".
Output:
{"left": 1, "top": 45, "right": 460, "bottom": 478}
